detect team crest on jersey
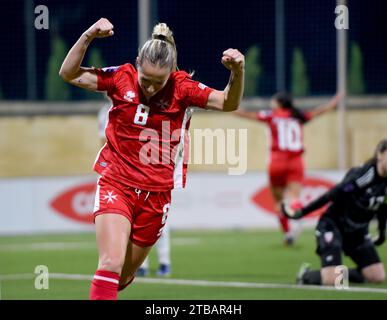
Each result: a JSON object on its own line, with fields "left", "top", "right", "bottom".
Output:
{"left": 124, "top": 90, "right": 136, "bottom": 102}
{"left": 343, "top": 183, "right": 355, "bottom": 192}
{"left": 156, "top": 99, "right": 169, "bottom": 110}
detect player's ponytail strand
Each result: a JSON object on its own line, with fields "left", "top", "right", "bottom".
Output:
{"left": 273, "top": 92, "right": 308, "bottom": 124}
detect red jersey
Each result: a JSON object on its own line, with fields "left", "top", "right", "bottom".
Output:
{"left": 94, "top": 63, "right": 214, "bottom": 192}
{"left": 256, "top": 108, "right": 313, "bottom": 156}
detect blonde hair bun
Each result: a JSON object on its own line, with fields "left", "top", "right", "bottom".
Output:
{"left": 138, "top": 22, "right": 177, "bottom": 71}
{"left": 152, "top": 23, "right": 175, "bottom": 47}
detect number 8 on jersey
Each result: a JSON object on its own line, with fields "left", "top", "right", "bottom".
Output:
{"left": 134, "top": 104, "right": 150, "bottom": 126}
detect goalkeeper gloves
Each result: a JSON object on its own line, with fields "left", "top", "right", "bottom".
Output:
{"left": 373, "top": 230, "right": 386, "bottom": 246}
{"left": 281, "top": 199, "right": 304, "bottom": 219}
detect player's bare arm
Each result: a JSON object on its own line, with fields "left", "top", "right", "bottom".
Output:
{"left": 206, "top": 49, "right": 245, "bottom": 112}
{"left": 59, "top": 18, "right": 114, "bottom": 91}
{"left": 233, "top": 109, "right": 258, "bottom": 120}
{"left": 310, "top": 93, "right": 342, "bottom": 118}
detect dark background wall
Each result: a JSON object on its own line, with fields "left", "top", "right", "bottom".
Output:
{"left": 2, "top": 0, "right": 387, "bottom": 100}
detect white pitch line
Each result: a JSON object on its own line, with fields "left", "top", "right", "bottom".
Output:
{"left": 171, "top": 238, "right": 200, "bottom": 245}
{"left": 1, "top": 273, "right": 387, "bottom": 294}
{"left": 0, "top": 242, "right": 96, "bottom": 251}
{"left": 136, "top": 278, "right": 387, "bottom": 294}
{"left": 0, "top": 238, "right": 200, "bottom": 252}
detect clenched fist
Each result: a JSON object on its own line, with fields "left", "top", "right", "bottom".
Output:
{"left": 221, "top": 49, "right": 245, "bottom": 74}
{"left": 84, "top": 18, "right": 114, "bottom": 39}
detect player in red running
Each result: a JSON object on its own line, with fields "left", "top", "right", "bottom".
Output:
{"left": 234, "top": 92, "right": 341, "bottom": 245}
{"left": 59, "top": 18, "right": 244, "bottom": 300}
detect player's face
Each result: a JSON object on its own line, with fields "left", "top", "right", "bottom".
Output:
{"left": 137, "top": 60, "right": 171, "bottom": 99}
{"left": 377, "top": 150, "right": 387, "bottom": 177}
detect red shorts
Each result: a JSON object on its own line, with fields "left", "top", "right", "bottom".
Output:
{"left": 93, "top": 177, "right": 171, "bottom": 247}
{"left": 268, "top": 153, "right": 304, "bottom": 187}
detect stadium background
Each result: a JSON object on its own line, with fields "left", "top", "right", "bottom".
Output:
{"left": 1, "top": 0, "right": 387, "bottom": 300}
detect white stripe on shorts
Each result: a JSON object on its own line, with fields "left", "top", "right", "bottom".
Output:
{"left": 93, "top": 183, "right": 100, "bottom": 213}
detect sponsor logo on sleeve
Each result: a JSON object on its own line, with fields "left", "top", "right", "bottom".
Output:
{"left": 198, "top": 83, "right": 208, "bottom": 90}
{"left": 102, "top": 66, "right": 119, "bottom": 72}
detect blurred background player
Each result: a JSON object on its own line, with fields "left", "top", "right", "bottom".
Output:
{"left": 282, "top": 139, "right": 387, "bottom": 286}
{"left": 98, "top": 105, "right": 172, "bottom": 277}
{"left": 234, "top": 92, "right": 341, "bottom": 245}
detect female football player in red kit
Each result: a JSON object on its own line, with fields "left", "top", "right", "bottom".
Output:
{"left": 234, "top": 92, "right": 340, "bottom": 245}
{"left": 59, "top": 18, "right": 244, "bottom": 300}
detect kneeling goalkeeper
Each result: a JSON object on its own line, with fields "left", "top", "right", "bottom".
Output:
{"left": 282, "top": 139, "right": 387, "bottom": 286}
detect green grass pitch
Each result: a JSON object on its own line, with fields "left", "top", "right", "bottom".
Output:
{"left": 0, "top": 229, "right": 386, "bottom": 300}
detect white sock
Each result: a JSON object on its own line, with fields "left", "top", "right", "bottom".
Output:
{"left": 290, "top": 219, "right": 303, "bottom": 239}
{"left": 157, "top": 223, "right": 171, "bottom": 265}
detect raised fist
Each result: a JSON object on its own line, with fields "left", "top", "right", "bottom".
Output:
{"left": 221, "top": 48, "right": 245, "bottom": 73}
{"left": 85, "top": 18, "right": 114, "bottom": 39}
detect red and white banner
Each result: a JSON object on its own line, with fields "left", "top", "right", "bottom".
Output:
{"left": 0, "top": 171, "right": 344, "bottom": 234}
{"left": 50, "top": 182, "right": 96, "bottom": 224}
